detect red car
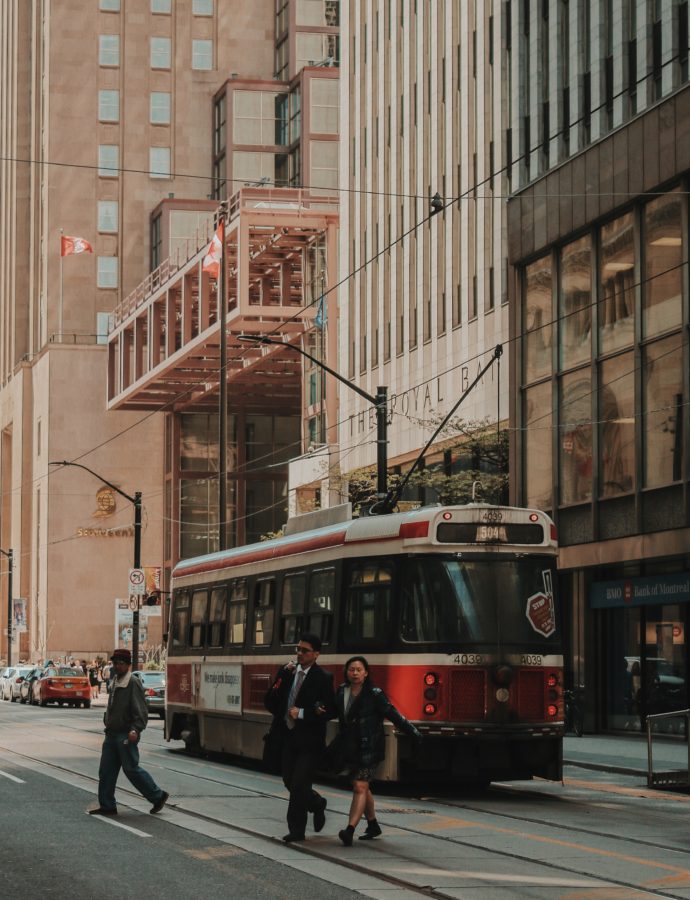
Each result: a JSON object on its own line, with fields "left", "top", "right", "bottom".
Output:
{"left": 34, "top": 666, "right": 91, "bottom": 708}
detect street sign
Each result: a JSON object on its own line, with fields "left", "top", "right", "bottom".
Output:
{"left": 128, "top": 568, "right": 146, "bottom": 595}
{"left": 129, "top": 595, "right": 140, "bottom": 611}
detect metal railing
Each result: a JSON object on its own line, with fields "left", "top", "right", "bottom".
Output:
{"left": 646, "top": 708, "right": 690, "bottom": 788}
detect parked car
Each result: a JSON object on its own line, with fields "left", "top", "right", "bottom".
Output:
{"left": 132, "top": 670, "right": 165, "bottom": 718}
{"left": 34, "top": 666, "right": 91, "bottom": 708}
{"left": 19, "top": 668, "right": 44, "bottom": 704}
{"left": 6, "top": 666, "right": 36, "bottom": 702}
{"left": 0, "top": 666, "right": 16, "bottom": 700}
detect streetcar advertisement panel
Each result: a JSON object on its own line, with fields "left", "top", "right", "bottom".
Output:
{"left": 199, "top": 663, "right": 242, "bottom": 713}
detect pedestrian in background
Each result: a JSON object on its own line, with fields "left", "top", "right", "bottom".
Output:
{"left": 264, "top": 633, "right": 335, "bottom": 843}
{"left": 88, "top": 648, "right": 169, "bottom": 817}
{"left": 333, "top": 656, "right": 422, "bottom": 846}
{"left": 101, "top": 660, "right": 112, "bottom": 693}
{"left": 88, "top": 662, "right": 100, "bottom": 700}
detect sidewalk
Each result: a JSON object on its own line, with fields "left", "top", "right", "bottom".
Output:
{"left": 564, "top": 732, "right": 690, "bottom": 778}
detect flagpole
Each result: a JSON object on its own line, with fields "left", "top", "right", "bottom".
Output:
{"left": 59, "top": 228, "right": 64, "bottom": 338}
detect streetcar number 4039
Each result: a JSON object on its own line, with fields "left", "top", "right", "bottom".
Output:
{"left": 452, "top": 653, "right": 484, "bottom": 665}
{"left": 520, "top": 655, "right": 543, "bottom": 666}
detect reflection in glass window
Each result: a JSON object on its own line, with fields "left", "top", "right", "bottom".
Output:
{"left": 308, "top": 568, "right": 335, "bottom": 642}
{"left": 192, "top": 39, "right": 213, "bottom": 70}
{"left": 99, "top": 34, "right": 120, "bottom": 66}
{"left": 190, "top": 590, "right": 208, "bottom": 648}
{"left": 310, "top": 140, "right": 338, "bottom": 189}
{"left": 344, "top": 563, "right": 392, "bottom": 647}
{"left": 171, "top": 593, "right": 189, "bottom": 649}
{"left": 599, "top": 352, "right": 635, "bottom": 496}
{"left": 281, "top": 573, "right": 306, "bottom": 644}
{"left": 253, "top": 580, "right": 275, "bottom": 646}
{"left": 523, "top": 255, "right": 552, "bottom": 383}
{"left": 233, "top": 151, "right": 276, "bottom": 185}
{"left": 524, "top": 382, "right": 552, "bottom": 509}
{"left": 228, "top": 579, "right": 247, "bottom": 644}
{"left": 296, "top": 32, "right": 339, "bottom": 69}
{"left": 310, "top": 78, "right": 339, "bottom": 133}
{"left": 559, "top": 235, "right": 591, "bottom": 370}
{"left": 296, "top": 0, "right": 340, "bottom": 26}
{"left": 599, "top": 212, "right": 635, "bottom": 354}
{"left": 180, "top": 478, "right": 219, "bottom": 559}
{"left": 208, "top": 587, "right": 226, "bottom": 647}
{"left": 644, "top": 334, "right": 684, "bottom": 487}
{"left": 233, "top": 91, "right": 286, "bottom": 145}
{"left": 559, "top": 370, "right": 592, "bottom": 504}
{"left": 643, "top": 190, "right": 683, "bottom": 337}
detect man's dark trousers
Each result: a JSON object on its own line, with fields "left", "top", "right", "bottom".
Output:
{"left": 281, "top": 733, "right": 325, "bottom": 836}
{"left": 98, "top": 732, "right": 163, "bottom": 810}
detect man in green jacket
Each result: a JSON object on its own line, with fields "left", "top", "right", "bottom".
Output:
{"left": 88, "top": 648, "right": 169, "bottom": 816}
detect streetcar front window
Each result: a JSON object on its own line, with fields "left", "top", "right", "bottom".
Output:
{"left": 400, "top": 557, "right": 560, "bottom": 649}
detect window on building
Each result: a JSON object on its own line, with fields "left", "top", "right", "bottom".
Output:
{"left": 559, "top": 235, "right": 591, "bottom": 370}
{"left": 523, "top": 254, "right": 553, "bottom": 383}
{"left": 296, "top": 0, "right": 340, "bottom": 26}
{"left": 180, "top": 477, "right": 220, "bottom": 558}
{"left": 98, "top": 200, "right": 118, "bottom": 232}
{"left": 150, "top": 91, "right": 171, "bottom": 124}
{"left": 253, "top": 579, "right": 275, "bottom": 646}
{"left": 193, "top": 0, "right": 213, "bottom": 14}
{"left": 280, "top": 572, "right": 306, "bottom": 644}
{"left": 310, "top": 78, "right": 339, "bottom": 133}
{"left": 599, "top": 352, "right": 635, "bottom": 497}
{"left": 150, "top": 213, "right": 162, "bottom": 270}
{"left": 99, "top": 34, "right": 120, "bottom": 66}
{"left": 97, "top": 256, "right": 118, "bottom": 289}
{"left": 310, "top": 140, "right": 338, "bottom": 189}
{"left": 96, "top": 311, "right": 111, "bottom": 345}
{"left": 559, "top": 369, "right": 592, "bottom": 505}
{"left": 233, "top": 150, "right": 276, "bottom": 185}
{"left": 599, "top": 212, "right": 635, "bottom": 355}
{"left": 228, "top": 579, "right": 247, "bottom": 644}
{"left": 151, "top": 36, "right": 171, "bottom": 68}
{"left": 208, "top": 587, "right": 226, "bottom": 647}
{"left": 296, "top": 32, "right": 339, "bottom": 69}
{"left": 150, "top": 147, "right": 171, "bottom": 178}
{"left": 192, "top": 39, "right": 213, "bottom": 70}
{"left": 643, "top": 189, "right": 683, "bottom": 338}
{"left": 275, "top": 37, "right": 288, "bottom": 80}
{"left": 524, "top": 381, "right": 552, "bottom": 509}
{"left": 98, "top": 144, "right": 119, "bottom": 177}
{"left": 100, "top": 0, "right": 120, "bottom": 11}
{"left": 233, "top": 90, "right": 286, "bottom": 145}
{"left": 98, "top": 89, "right": 119, "bottom": 122}
{"left": 151, "top": 0, "right": 171, "bottom": 12}
{"left": 643, "top": 334, "right": 684, "bottom": 488}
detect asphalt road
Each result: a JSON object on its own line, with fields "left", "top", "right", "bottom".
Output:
{"left": 3, "top": 701, "right": 690, "bottom": 899}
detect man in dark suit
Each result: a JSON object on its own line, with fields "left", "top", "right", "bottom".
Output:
{"left": 264, "top": 632, "right": 335, "bottom": 842}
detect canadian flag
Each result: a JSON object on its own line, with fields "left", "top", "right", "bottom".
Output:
{"left": 61, "top": 235, "right": 94, "bottom": 257}
{"left": 202, "top": 221, "right": 224, "bottom": 279}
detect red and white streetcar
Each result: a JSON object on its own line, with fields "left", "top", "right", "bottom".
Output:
{"left": 165, "top": 502, "right": 563, "bottom": 784}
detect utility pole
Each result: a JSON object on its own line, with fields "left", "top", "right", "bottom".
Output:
{"left": 0, "top": 549, "right": 13, "bottom": 665}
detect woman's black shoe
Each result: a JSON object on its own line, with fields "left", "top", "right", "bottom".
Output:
{"left": 358, "top": 820, "right": 382, "bottom": 840}
{"left": 338, "top": 827, "right": 354, "bottom": 846}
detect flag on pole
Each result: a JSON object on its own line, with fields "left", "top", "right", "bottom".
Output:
{"left": 60, "top": 235, "right": 94, "bottom": 257}
{"left": 314, "top": 294, "right": 327, "bottom": 329}
{"left": 202, "top": 220, "right": 224, "bottom": 279}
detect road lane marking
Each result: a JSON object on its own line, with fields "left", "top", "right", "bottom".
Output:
{"left": 395, "top": 867, "right": 599, "bottom": 887}
{"left": 86, "top": 813, "right": 151, "bottom": 838}
{"left": 0, "top": 769, "right": 25, "bottom": 783}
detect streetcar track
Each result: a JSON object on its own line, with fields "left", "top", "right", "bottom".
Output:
{"left": 0, "top": 720, "right": 686, "bottom": 900}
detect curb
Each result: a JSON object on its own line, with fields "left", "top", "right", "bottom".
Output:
{"left": 564, "top": 758, "right": 646, "bottom": 777}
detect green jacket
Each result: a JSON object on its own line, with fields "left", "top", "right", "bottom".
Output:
{"left": 103, "top": 672, "right": 148, "bottom": 734}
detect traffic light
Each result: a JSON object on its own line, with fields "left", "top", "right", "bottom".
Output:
{"left": 144, "top": 591, "right": 161, "bottom": 606}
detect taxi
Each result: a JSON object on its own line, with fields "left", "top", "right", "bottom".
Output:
{"left": 34, "top": 666, "right": 91, "bottom": 708}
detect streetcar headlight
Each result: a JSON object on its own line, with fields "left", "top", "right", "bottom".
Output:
{"left": 495, "top": 688, "right": 509, "bottom": 703}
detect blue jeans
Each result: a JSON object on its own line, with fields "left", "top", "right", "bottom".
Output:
{"left": 98, "top": 732, "right": 163, "bottom": 810}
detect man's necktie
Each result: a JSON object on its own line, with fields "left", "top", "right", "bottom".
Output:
{"left": 285, "top": 669, "right": 305, "bottom": 729}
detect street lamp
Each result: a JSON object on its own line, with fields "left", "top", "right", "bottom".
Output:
{"left": 237, "top": 335, "right": 390, "bottom": 505}
{"left": 0, "top": 548, "right": 13, "bottom": 666}
{"left": 49, "top": 461, "right": 142, "bottom": 670}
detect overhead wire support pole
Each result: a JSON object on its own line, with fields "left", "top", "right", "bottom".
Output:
{"left": 378, "top": 344, "right": 503, "bottom": 514}
{"left": 0, "top": 548, "right": 13, "bottom": 666}
{"left": 237, "top": 335, "right": 390, "bottom": 507}
{"left": 48, "top": 460, "right": 143, "bottom": 669}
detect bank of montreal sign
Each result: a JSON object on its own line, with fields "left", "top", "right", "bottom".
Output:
{"left": 590, "top": 573, "right": 690, "bottom": 609}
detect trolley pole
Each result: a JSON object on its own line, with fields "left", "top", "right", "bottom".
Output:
{"left": 238, "top": 335, "right": 390, "bottom": 507}
{"left": 0, "top": 549, "right": 13, "bottom": 666}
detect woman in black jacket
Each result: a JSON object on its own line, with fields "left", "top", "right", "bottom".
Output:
{"left": 334, "top": 655, "right": 421, "bottom": 846}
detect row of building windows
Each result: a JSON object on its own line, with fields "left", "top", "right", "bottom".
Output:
{"left": 100, "top": 0, "right": 214, "bottom": 15}
{"left": 98, "top": 35, "right": 213, "bottom": 70}
{"left": 98, "top": 145, "right": 171, "bottom": 179}
{"left": 97, "top": 91, "right": 171, "bottom": 124}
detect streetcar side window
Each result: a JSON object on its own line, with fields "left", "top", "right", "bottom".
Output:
{"left": 343, "top": 562, "right": 393, "bottom": 648}
{"left": 190, "top": 589, "right": 209, "bottom": 648}
{"left": 208, "top": 586, "right": 227, "bottom": 648}
{"left": 227, "top": 578, "right": 248, "bottom": 645}
{"left": 253, "top": 578, "right": 275, "bottom": 646}
{"left": 281, "top": 572, "right": 306, "bottom": 645}
{"left": 171, "top": 591, "right": 190, "bottom": 650}
{"left": 307, "top": 567, "right": 335, "bottom": 644}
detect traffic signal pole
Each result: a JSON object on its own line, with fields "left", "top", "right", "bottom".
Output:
{"left": 0, "top": 549, "right": 13, "bottom": 666}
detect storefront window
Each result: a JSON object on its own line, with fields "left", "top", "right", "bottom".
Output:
{"left": 643, "top": 189, "right": 683, "bottom": 338}
{"left": 524, "top": 381, "right": 552, "bottom": 510}
{"left": 599, "top": 212, "right": 635, "bottom": 355}
{"left": 559, "top": 235, "right": 591, "bottom": 370}
{"left": 599, "top": 353, "right": 635, "bottom": 497}
{"left": 644, "top": 604, "right": 687, "bottom": 728}
{"left": 605, "top": 606, "right": 641, "bottom": 731}
{"left": 523, "top": 255, "right": 552, "bottom": 384}
{"left": 559, "top": 370, "right": 592, "bottom": 504}
{"left": 643, "top": 334, "right": 684, "bottom": 488}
